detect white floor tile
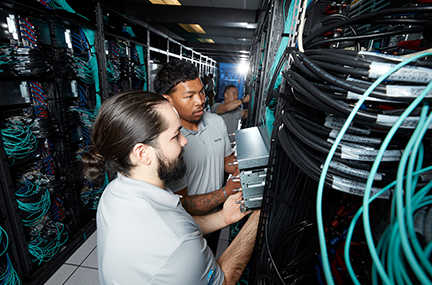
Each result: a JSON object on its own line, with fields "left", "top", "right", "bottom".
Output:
{"left": 44, "top": 264, "right": 78, "bottom": 285}
{"left": 64, "top": 267, "right": 100, "bottom": 285}
{"left": 82, "top": 247, "right": 98, "bottom": 269}
{"left": 65, "top": 231, "right": 97, "bottom": 266}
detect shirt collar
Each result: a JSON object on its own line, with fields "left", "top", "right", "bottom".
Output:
{"left": 114, "top": 173, "right": 181, "bottom": 209}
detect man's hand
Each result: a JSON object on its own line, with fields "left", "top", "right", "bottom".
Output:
{"left": 224, "top": 166, "right": 241, "bottom": 196}
{"left": 221, "top": 192, "right": 251, "bottom": 225}
{"left": 242, "top": 94, "right": 251, "bottom": 104}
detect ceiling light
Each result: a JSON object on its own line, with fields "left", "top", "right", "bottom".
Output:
{"left": 238, "top": 61, "right": 249, "bottom": 75}
{"left": 239, "top": 50, "right": 249, "bottom": 54}
{"left": 198, "top": 38, "right": 214, "bottom": 43}
{"left": 149, "top": 0, "right": 181, "bottom": 5}
{"left": 179, "top": 23, "right": 206, "bottom": 34}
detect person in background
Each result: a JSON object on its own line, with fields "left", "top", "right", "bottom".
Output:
{"left": 82, "top": 90, "right": 260, "bottom": 285}
{"left": 153, "top": 59, "right": 238, "bottom": 255}
{"left": 206, "top": 73, "right": 215, "bottom": 108}
{"left": 211, "top": 84, "right": 250, "bottom": 144}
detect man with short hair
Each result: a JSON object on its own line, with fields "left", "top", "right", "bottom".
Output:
{"left": 82, "top": 91, "right": 260, "bottom": 284}
{"left": 211, "top": 84, "right": 250, "bottom": 144}
{"left": 154, "top": 60, "right": 239, "bottom": 254}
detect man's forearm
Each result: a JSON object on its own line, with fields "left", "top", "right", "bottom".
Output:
{"left": 217, "top": 210, "right": 260, "bottom": 285}
{"left": 181, "top": 189, "right": 226, "bottom": 216}
{"left": 217, "top": 100, "right": 243, "bottom": 115}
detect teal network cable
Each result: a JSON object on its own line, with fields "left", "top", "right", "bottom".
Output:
{"left": 1, "top": 122, "right": 38, "bottom": 165}
{"left": 317, "top": 52, "right": 432, "bottom": 285}
{"left": 44, "top": 0, "right": 89, "bottom": 21}
{"left": 28, "top": 218, "right": 69, "bottom": 265}
{"left": 135, "top": 44, "right": 148, "bottom": 90}
{"left": 82, "top": 28, "right": 101, "bottom": 113}
{"left": 0, "top": 226, "right": 21, "bottom": 285}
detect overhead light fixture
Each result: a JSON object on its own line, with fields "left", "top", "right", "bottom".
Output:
{"left": 239, "top": 50, "right": 250, "bottom": 54}
{"left": 179, "top": 23, "right": 206, "bottom": 34}
{"left": 149, "top": 0, "right": 181, "bottom": 5}
{"left": 238, "top": 61, "right": 249, "bottom": 75}
{"left": 198, "top": 38, "right": 214, "bottom": 43}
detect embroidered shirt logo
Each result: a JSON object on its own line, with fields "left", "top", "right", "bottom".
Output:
{"left": 207, "top": 268, "right": 216, "bottom": 285}
{"left": 214, "top": 138, "right": 222, "bottom": 143}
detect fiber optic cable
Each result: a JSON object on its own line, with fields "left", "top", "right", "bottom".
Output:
{"left": 43, "top": 0, "right": 89, "bottom": 21}
{"left": 317, "top": 51, "right": 432, "bottom": 285}
{"left": 0, "top": 226, "right": 21, "bottom": 285}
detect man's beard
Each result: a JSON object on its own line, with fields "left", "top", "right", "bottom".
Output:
{"left": 156, "top": 148, "right": 187, "bottom": 181}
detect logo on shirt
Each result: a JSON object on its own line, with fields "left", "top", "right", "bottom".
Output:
{"left": 207, "top": 268, "right": 216, "bottom": 285}
{"left": 214, "top": 138, "right": 222, "bottom": 143}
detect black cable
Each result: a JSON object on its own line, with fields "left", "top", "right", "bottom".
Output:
{"left": 304, "top": 6, "right": 432, "bottom": 46}
{"left": 306, "top": 27, "right": 423, "bottom": 49}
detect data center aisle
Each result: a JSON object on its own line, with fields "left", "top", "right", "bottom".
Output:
{"left": 44, "top": 227, "right": 230, "bottom": 285}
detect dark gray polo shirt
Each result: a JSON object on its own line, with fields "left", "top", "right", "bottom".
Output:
{"left": 97, "top": 173, "right": 224, "bottom": 285}
{"left": 211, "top": 103, "right": 243, "bottom": 144}
{"left": 166, "top": 112, "right": 233, "bottom": 195}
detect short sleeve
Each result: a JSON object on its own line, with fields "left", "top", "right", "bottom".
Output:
{"left": 211, "top": 103, "right": 221, "bottom": 113}
{"left": 151, "top": 232, "right": 224, "bottom": 285}
{"left": 166, "top": 175, "right": 188, "bottom": 193}
{"left": 221, "top": 120, "right": 233, "bottom": 158}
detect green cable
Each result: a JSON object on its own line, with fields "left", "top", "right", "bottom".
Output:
{"left": 425, "top": 239, "right": 432, "bottom": 258}
{"left": 319, "top": 52, "right": 432, "bottom": 285}
{"left": 46, "top": 0, "right": 89, "bottom": 21}
{"left": 344, "top": 165, "right": 432, "bottom": 284}
{"left": 82, "top": 28, "right": 101, "bottom": 112}
{"left": 135, "top": 44, "right": 148, "bottom": 90}
{"left": 403, "top": 107, "right": 432, "bottom": 277}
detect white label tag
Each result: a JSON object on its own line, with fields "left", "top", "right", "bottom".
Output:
{"left": 332, "top": 175, "right": 390, "bottom": 199}
{"left": 369, "top": 62, "right": 432, "bottom": 83}
{"left": 386, "top": 85, "right": 432, "bottom": 98}
{"left": 324, "top": 161, "right": 382, "bottom": 180}
{"left": 376, "top": 115, "right": 432, "bottom": 129}
{"left": 329, "top": 129, "right": 381, "bottom": 144}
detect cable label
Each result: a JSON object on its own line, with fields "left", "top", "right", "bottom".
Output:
{"left": 346, "top": 91, "right": 406, "bottom": 103}
{"left": 331, "top": 175, "right": 390, "bottom": 199}
{"left": 358, "top": 51, "right": 406, "bottom": 62}
{"left": 328, "top": 139, "right": 375, "bottom": 150}
{"left": 329, "top": 129, "right": 381, "bottom": 144}
{"left": 325, "top": 116, "right": 370, "bottom": 135}
{"left": 340, "top": 145, "right": 401, "bottom": 161}
{"left": 369, "top": 62, "right": 432, "bottom": 83}
{"left": 386, "top": 85, "right": 432, "bottom": 98}
{"left": 376, "top": 114, "right": 432, "bottom": 129}
{"left": 324, "top": 161, "right": 382, "bottom": 180}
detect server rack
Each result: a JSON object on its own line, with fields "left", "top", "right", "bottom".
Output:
{"left": 246, "top": 0, "right": 432, "bottom": 284}
{"left": 0, "top": 1, "right": 217, "bottom": 284}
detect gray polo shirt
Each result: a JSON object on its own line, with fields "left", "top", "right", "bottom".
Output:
{"left": 166, "top": 112, "right": 233, "bottom": 195}
{"left": 211, "top": 103, "right": 243, "bottom": 144}
{"left": 97, "top": 173, "right": 224, "bottom": 285}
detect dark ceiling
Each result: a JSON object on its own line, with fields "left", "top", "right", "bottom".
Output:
{"left": 101, "top": 0, "right": 263, "bottom": 64}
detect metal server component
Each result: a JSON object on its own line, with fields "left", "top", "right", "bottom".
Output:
{"left": 235, "top": 125, "right": 271, "bottom": 212}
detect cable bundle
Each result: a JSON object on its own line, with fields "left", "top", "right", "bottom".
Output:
{"left": 302, "top": 6, "right": 432, "bottom": 52}
{"left": 1, "top": 118, "right": 38, "bottom": 165}
{"left": 80, "top": 181, "right": 102, "bottom": 210}
{"left": 15, "top": 173, "right": 51, "bottom": 227}
{"left": 131, "top": 44, "right": 148, "bottom": 90}
{"left": 0, "top": 226, "right": 21, "bottom": 285}
{"left": 27, "top": 217, "right": 68, "bottom": 265}
{"left": 314, "top": 51, "right": 432, "bottom": 285}
{"left": 284, "top": 49, "right": 432, "bottom": 129}
{"left": 18, "top": 18, "right": 37, "bottom": 49}
{"left": 38, "top": 0, "right": 89, "bottom": 21}
{"left": 254, "top": 154, "right": 323, "bottom": 284}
